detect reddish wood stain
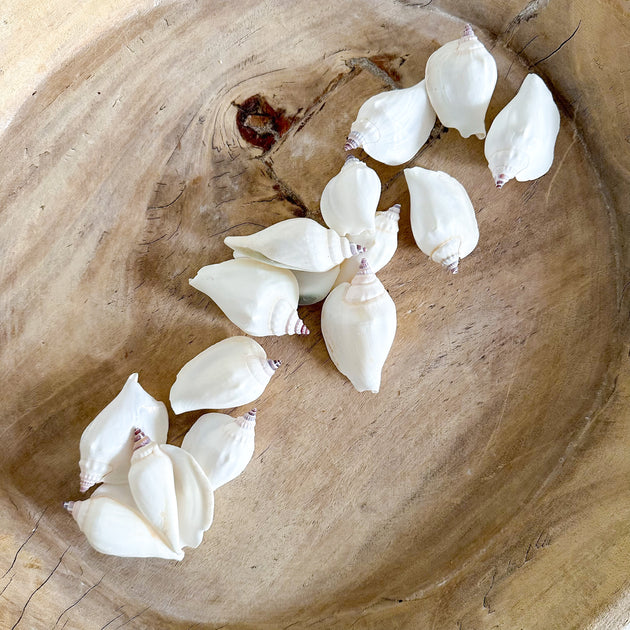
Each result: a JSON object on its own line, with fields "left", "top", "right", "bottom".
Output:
{"left": 235, "top": 94, "right": 295, "bottom": 151}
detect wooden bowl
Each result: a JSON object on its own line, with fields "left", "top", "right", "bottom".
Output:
{"left": 2, "top": 1, "right": 629, "bottom": 628}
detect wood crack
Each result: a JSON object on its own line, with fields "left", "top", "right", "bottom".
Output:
{"left": 1, "top": 507, "right": 47, "bottom": 579}
{"left": 531, "top": 20, "right": 581, "bottom": 66}
{"left": 10, "top": 546, "right": 70, "bottom": 630}
{"left": 53, "top": 575, "right": 105, "bottom": 628}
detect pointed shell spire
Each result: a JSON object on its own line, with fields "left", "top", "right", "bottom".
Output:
{"left": 235, "top": 408, "right": 257, "bottom": 428}
{"left": 357, "top": 258, "right": 371, "bottom": 276}
{"left": 265, "top": 359, "right": 282, "bottom": 373}
{"left": 344, "top": 132, "right": 362, "bottom": 152}
{"left": 133, "top": 427, "right": 151, "bottom": 451}
{"left": 495, "top": 173, "right": 509, "bottom": 189}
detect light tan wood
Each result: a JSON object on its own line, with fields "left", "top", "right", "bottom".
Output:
{"left": 1, "top": 1, "right": 629, "bottom": 627}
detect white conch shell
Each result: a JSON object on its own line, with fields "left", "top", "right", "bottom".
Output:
{"left": 320, "top": 156, "right": 381, "bottom": 240}
{"left": 170, "top": 336, "right": 280, "bottom": 414}
{"left": 292, "top": 266, "right": 340, "bottom": 306}
{"left": 128, "top": 429, "right": 181, "bottom": 553}
{"left": 161, "top": 444, "right": 214, "bottom": 549}
{"left": 344, "top": 80, "right": 436, "bottom": 166}
{"left": 425, "top": 24, "right": 498, "bottom": 140}
{"left": 484, "top": 73, "right": 560, "bottom": 188}
{"left": 64, "top": 495, "right": 184, "bottom": 560}
{"left": 79, "top": 373, "right": 168, "bottom": 493}
{"left": 181, "top": 409, "right": 257, "bottom": 490}
{"left": 334, "top": 204, "right": 400, "bottom": 287}
{"left": 321, "top": 259, "right": 397, "bottom": 393}
{"left": 90, "top": 447, "right": 214, "bottom": 551}
{"left": 190, "top": 258, "right": 309, "bottom": 337}
{"left": 224, "top": 218, "right": 365, "bottom": 272}
{"left": 404, "top": 167, "right": 479, "bottom": 273}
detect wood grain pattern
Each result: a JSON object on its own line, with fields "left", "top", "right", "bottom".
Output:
{"left": 1, "top": 1, "right": 628, "bottom": 628}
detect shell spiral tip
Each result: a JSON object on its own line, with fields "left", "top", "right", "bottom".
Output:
{"left": 463, "top": 24, "right": 475, "bottom": 38}
{"left": 344, "top": 131, "right": 363, "bottom": 152}
{"left": 495, "top": 173, "right": 509, "bottom": 189}
{"left": 344, "top": 153, "right": 359, "bottom": 164}
{"left": 350, "top": 242, "right": 367, "bottom": 256}
{"left": 267, "top": 359, "right": 282, "bottom": 371}
{"left": 245, "top": 408, "right": 257, "bottom": 421}
{"left": 390, "top": 203, "right": 401, "bottom": 215}
{"left": 295, "top": 318, "right": 310, "bottom": 335}
{"left": 133, "top": 427, "right": 151, "bottom": 451}
{"left": 63, "top": 501, "right": 75, "bottom": 514}
{"left": 446, "top": 260, "right": 459, "bottom": 274}
{"left": 358, "top": 258, "right": 373, "bottom": 275}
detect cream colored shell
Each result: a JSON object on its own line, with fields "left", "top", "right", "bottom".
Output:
{"left": 345, "top": 80, "right": 436, "bottom": 166}
{"left": 404, "top": 166, "right": 479, "bottom": 273}
{"left": 292, "top": 266, "right": 340, "bottom": 306}
{"left": 321, "top": 260, "right": 397, "bottom": 393}
{"left": 67, "top": 495, "right": 184, "bottom": 560}
{"left": 128, "top": 436, "right": 181, "bottom": 553}
{"left": 80, "top": 443, "right": 214, "bottom": 559}
{"left": 190, "top": 258, "right": 308, "bottom": 336}
{"left": 320, "top": 156, "right": 380, "bottom": 240}
{"left": 425, "top": 25, "right": 497, "bottom": 140}
{"left": 182, "top": 410, "right": 256, "bottom": 490}
{"left": 160, "top": 444, "right": 214, "bottom": 549}
{"left": 78, "top": 373, "right": 168, "bottom": 492}
{"left": 484, "top": 73, "right": 560, "bottom": 188}
{"left": 169, "top": 336, "right": 280, "bottom": 414}
{"left": 224, "top": 218, "right": 364, "bottom": 272}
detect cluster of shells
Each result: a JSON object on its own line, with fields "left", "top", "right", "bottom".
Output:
{"left": 65, "top": 25, "right": 560, "bottom": 559}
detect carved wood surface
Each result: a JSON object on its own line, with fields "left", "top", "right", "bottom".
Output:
{"left": 1, "top": 1, "right": 629, "bottom": 628}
